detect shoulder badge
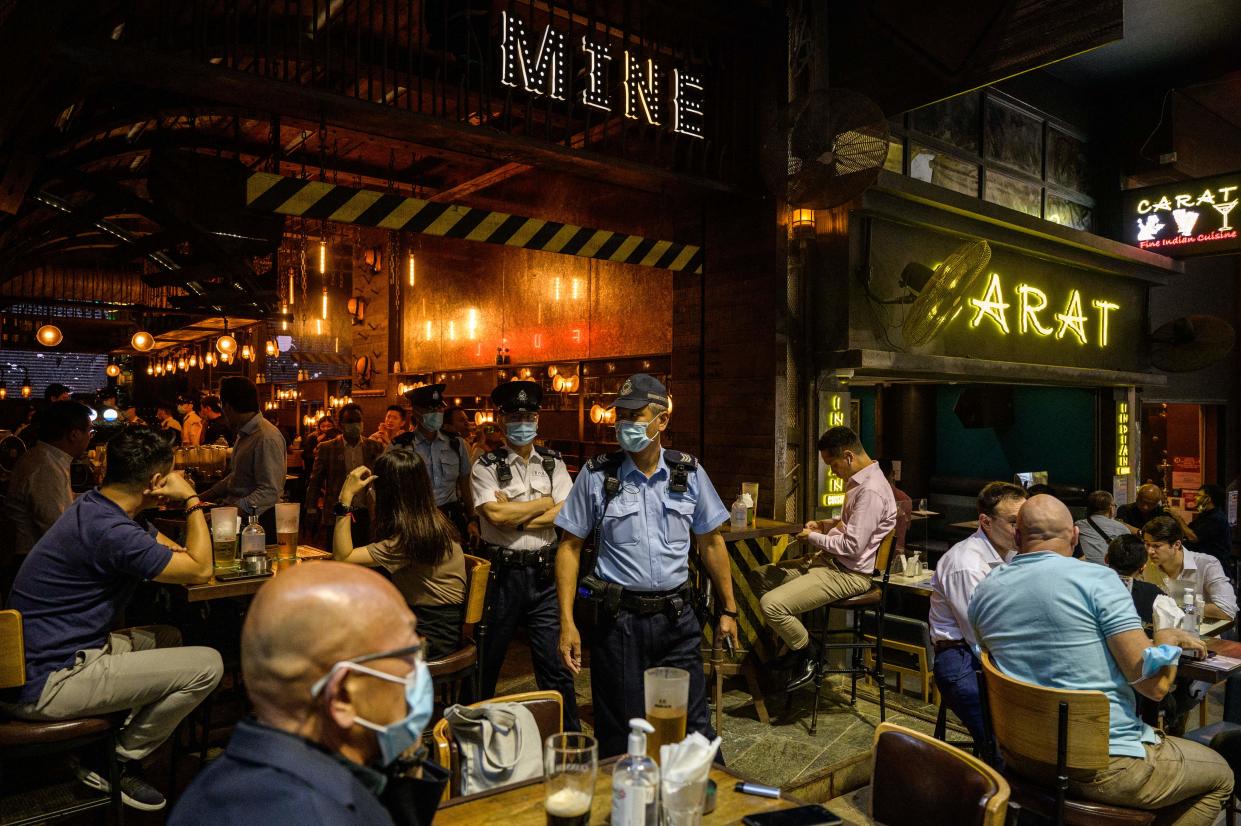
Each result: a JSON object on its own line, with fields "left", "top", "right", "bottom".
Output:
{"left": 480, "top": 448, "right": 508, "bottom": 466}
{"left": 586, "top": 451, "right": 625, "bottom": 472}
{"left": 534, "top": 445, "right": 563, "bottom": 460}
{"left": 663, "top": 449, "right": 698, "bottom": 469}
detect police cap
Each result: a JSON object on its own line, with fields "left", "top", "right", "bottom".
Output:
{"left": 404, "top": 383, "right": 448, "bottom": 410}
{"left": 491, "top": 381, "right": 542, "bottom": 413}
{"left": 609, "top": 373, "right": 669, "bottom": 410}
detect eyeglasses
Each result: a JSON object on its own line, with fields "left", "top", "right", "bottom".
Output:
{"left": 309, "top": 641, "right": 424, "bottom": 698}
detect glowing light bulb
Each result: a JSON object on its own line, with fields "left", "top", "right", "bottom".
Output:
{"left": 321, "top": 287, "right": 328, "bottom": 320}
{"left": 131, "top": 331, "right": 154, "bottom": 351}
{"left": 216, "top": 334, "right": 237, "bottom": 355}
{"left": 37, "top": 324, "right": 63, "bottom": 346}
{"left": 408, "top": 253, "right": 416, "bottom": 287}
{"left": 106, "top": 363, "right": 121, "bottom": 377}
{"left": 177, "top": 356, "right": 187, "bottom": 371}
{"left": 318, "top": 239, "right": 326, "bottom": 275}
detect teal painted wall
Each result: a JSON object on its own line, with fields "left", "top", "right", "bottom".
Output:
{"left": 935, "top": 386, "right": 1096, "bottom": 488}
{"left": 854, "top": 386, "right": 878, "bottom": 455}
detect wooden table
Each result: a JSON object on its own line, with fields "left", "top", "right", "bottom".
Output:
{"left": 1177, "top": 637, "right": 1241, "bottom": 684}
{"left": 436, "top": 759, "right": 813, "bottom": 826}
{"left": 949, "top": 520, "right": 980, "bottom": 530}
{"left": 875, "top": 571, "right": 934, "bottom": 595}
{"left": 183, "top": 545, "right": 330, "bottom": 602}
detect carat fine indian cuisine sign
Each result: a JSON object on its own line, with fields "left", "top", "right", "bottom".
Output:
{"left": 1121, "top": 172, "right": 1241, "bottom": 256}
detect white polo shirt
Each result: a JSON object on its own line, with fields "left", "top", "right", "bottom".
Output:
{"left": 928, "top": 528, "right": 1013, "bottom": 645}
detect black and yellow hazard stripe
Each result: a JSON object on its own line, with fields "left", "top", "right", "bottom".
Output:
{"left": 246, "top": 172, "right": 704, "bottom": 274}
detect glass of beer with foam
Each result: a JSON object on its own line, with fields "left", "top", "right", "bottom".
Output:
{"left": 544, "top": 732, "right": 597, "bottom": 826}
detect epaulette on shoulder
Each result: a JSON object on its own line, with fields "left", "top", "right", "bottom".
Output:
{"left": 586, "top": 451, "right": 625, "bottom": 472}
{"left": 479, "top": 448, "right": 508, "bottom": 465}
{"left": 534, "top": 445, "right": 563, "bottom": 460}
{"left": 663, "top": 449, "right": 698, "bottom": 468}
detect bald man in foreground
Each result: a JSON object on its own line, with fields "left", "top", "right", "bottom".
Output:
{"left": 970, "top": 495, "right": 1231, "bottom": 826}
{"left": 170, "top": 563, "right": 447, "bottom": 826}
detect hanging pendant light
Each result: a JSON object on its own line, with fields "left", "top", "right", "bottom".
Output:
{"left": 146, "top": 364, "right": 154, "bottom": 376}
{"left": 106, "top": 363, "right": 121, "bottom": 378}
{"left": 216, "top": 333, "right": 238, "bottom": 356}
{"left": 265, "top": 339, "right": 277, "bottom": 357}
{"left": 131, "top": 330, "right": 154, "bottom": 352}
{"left": 189, "top": 352, "right": 197, "bottom": 368}
{"left": 37, "top": 324, "right": 63, "bottom": 347}
{"left": 177, "top": 354, "right": 188, "bottom": 371}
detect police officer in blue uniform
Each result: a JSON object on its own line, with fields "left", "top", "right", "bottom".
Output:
{"left": 554, "top": 374, "right": 739, "bottom": 758}
{"left": 472, "top": 381, "right": 580, "bottom": 729}
{"left": 395, "top": 384, "right": 479, "bottom": 547}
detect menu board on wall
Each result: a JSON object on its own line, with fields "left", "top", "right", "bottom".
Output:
{"left": 1121, "top": 171, "right": 1241, "bottom": 257}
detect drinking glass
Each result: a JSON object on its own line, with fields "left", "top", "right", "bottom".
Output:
{"left": 644, "top": 667, "right": 689, "bottom": 764}
{"left": 274, "top": 502, "right": 300, "bottom": 560}
{"left": 209, "top": 506, "right": 240, "bottom": 570}
{"left": 544, "top": 732, "right": 597, "bottom": 826}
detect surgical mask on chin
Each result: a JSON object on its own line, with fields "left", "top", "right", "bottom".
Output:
{"left": 420, "top": 411, "right": 444, "bottom": 432}
{"left": 616, "top": 420, "right": 654, "bottom": 453}
{"left": 343, "top": 660, "right": 434, "bottom": 767}
{"left": 342, "top": 423, "right": 363, "bottom": 440}
{"left": 506, "top": 422, "right": 538, "bottom": 446}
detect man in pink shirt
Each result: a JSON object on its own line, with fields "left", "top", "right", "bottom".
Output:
{"left": 748, "top": 426, "right": 897, "bottom": 692}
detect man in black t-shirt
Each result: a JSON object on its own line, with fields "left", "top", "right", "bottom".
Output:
{"left": 1116, "top": 483, "right": 1167, "bottom": 530}
{"left": 1, "top": 428, "right": 222, "bottom": 812}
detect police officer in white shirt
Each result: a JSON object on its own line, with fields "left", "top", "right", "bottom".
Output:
{"left": 928, "top": 481, "right": 1027, "bottom": 746}
{"left": 472, "top": 381, "right": 580, "bottom": 730}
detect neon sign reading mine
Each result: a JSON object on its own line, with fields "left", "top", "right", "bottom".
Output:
{"left": 499, "top": 11, "right": 705, "bottom": 139}
{"left": 965, "top": 273, "right": 1120, "bottom": 348}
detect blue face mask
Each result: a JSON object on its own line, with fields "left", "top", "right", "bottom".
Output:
{"left": 420, "top": 411, "right": 444, "bottom": 432}
{"left": 345, "top": 659, "right": 434, "bottom": 766}
{"left": 617, "top": 419, "right": 655, "bottom": 453}
{"left": 505, "top": 421, "right": 538, "bottom": 446}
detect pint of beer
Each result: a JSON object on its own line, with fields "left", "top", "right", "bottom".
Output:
{"left": 209, "top": 506, "right": 239, "bottom": 570}
{"left": 544, "top": 732, "right": 597, "bottom": 826}
{"left": 644, "top": 667, "right": 689, "bottom": 764}
{"left": 274, "top": 502, "right": 300, "bottom": 560}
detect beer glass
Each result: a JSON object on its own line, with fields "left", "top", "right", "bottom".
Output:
{"left": 209, "top": 507, "right": 239, "bottom": 570}
{"left": 544, "top": 732, "right": 596, "bottom": 826}
{"left": 644, "top": 667, "right": 689, "bottom": 764}
{"left": 274, "top": 503, "right": 300, "bottom": 560}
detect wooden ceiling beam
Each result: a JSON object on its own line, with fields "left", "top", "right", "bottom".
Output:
{"left": 54, "top": 39, "right": 732, "bottom": 195}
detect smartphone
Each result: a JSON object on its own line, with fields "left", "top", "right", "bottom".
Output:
{"left": 742, "top": 805, "right": 844, "bottom": 826}
{"left": 215, "top": 570, "right": 274, "bottom": 582}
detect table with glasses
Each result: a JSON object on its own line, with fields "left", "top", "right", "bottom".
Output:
{"left": 435, "top": 757, "right": 828, "bottom": 826}
{"left": 182, "top": 545, "right": 331, "bottom": 602}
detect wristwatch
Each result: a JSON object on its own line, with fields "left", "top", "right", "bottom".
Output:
{"left": 333, "top": 501, "right": 355, "bottom": 518}
{"left": 719, "top": 608, "right": 739, "bottom": 619}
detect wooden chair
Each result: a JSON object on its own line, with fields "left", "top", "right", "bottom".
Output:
{"left": 427, "top": 554, "right": 490, "bottom": 704}
{"left": 980, "top": 651, "right": 1155, "bottom": 826}
{"left": 870, "top": 722, "right": 1010, "bottom": 826}
{"left": 430, "top": 689, "right": 564, "bottom": 800}
{"left": 807, "top": 530, "right": 896, "bottom": 735}
{"left": 0, "top": 609, "right": 124, "bottom": 824}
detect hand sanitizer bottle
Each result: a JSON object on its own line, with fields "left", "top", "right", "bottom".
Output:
{"left": 612, "top": 718, "right": 659, "bottom": 826}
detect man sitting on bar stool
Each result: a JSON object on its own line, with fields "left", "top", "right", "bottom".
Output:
{"left": 395, "top": 384, "right": 480, "bottom": 550}
{"left": 1, "top": 427, "right": 222, "bottom": 811}
{"left": 927, "top": 481, "right": 1026, "bottom": 749}
{"left": 748, "top": 426, "right": 896, "bottom": 693}
{"left": 472, "top": 381, "right": 580, "bottom": 729}
{"left": 170, "top": 562, "right": 447, "bottom": 826}
{"left": 970, "top": 495, "right": 1233, "bottom": 825}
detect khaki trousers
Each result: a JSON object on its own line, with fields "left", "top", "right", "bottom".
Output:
{"left": 1007, "top": 736, "right": 1234, "bottom": 826}
{"left": 4, "top": 625, "right": 223, "bottom": 761}
{"left": 747, "top": 559, "right": 873, "bottom": 651}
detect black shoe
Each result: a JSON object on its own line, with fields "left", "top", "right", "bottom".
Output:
{"left": 784, "top": 646, "right": 820, "bottom": 693}
{"left": 768, "top": 648, "right": 801, "bottom": 671}
{"left": 76, "top": 761, "right": 167, "bottom": 812}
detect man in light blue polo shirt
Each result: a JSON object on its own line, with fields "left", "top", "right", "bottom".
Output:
{"left": 970, "top": 495, "right": 1231, "bottom": 825}
{"left": 553, "top": 373, "right": 738, "bottom": 758}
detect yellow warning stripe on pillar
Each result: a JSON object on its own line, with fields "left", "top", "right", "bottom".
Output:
{"left": 245, "top": 172, "right": 703, "bottom": 274}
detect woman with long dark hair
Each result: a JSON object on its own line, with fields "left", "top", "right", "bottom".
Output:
{"left": 333, "top": 446, "right": 465, "bottom": 657}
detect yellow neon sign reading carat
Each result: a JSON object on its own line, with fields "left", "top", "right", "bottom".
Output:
{"left": 965, "top": 272, "right": 1120, "bottom": 348}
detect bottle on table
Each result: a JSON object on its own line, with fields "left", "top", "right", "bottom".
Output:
{"left": 240, "top": 515, "right": 267, "bottom": 572}
{"left": 1182, "top": 587, "right": 1200, "bottom": 637}
{"left": 612, "top": 719, "right": 659, "bottom": 826}
{"left": 729, "top": 494, "right": 748, "bottom": 530}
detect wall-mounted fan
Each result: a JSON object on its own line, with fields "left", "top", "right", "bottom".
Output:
{"left": 0, "top": 433, "right": 27, "bottom": 480}
{"left": 1149, "top": 315, "right": 1235, "bottom": 372}
{"left": 900, "top": 240, "right": 992, "bottom": 348}
{"left": 786, "top": 89, "right": 890, "bottom": 209}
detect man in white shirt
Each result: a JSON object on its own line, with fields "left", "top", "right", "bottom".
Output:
{"left": 2, "top": 402, "right": 92, "bottom": 561}
{"left": 1075, "top": 490, "right": 1134, "bottom": 565}
{"left": 928, "top": 481, "right": 1027, "bottom": 745}
{"left": 1140, "top": 515, "right": 1237, "bottom": 620}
